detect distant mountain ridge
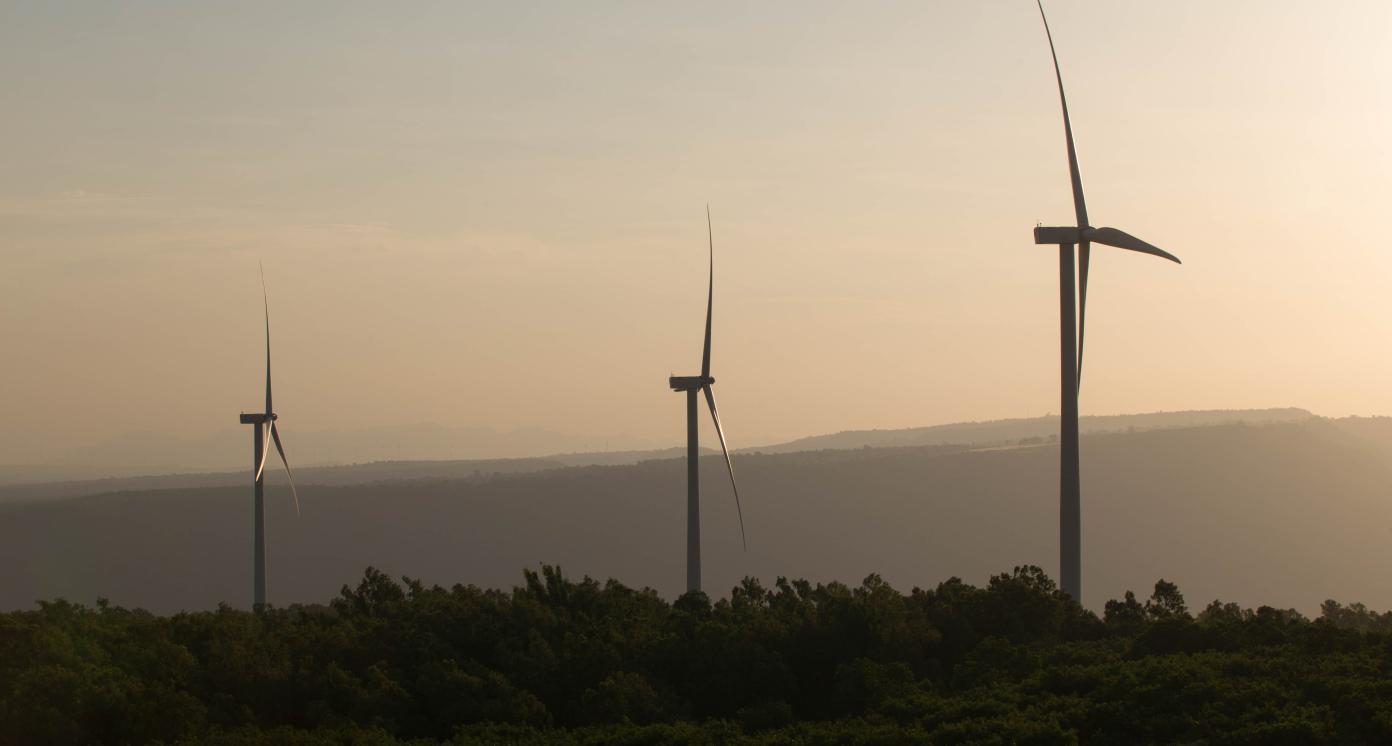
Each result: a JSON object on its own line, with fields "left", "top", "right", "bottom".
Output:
{"left": 0, "top": 408, "right": 1323, "bottom": 502}
{"left": 747, "top": 407, "right": 1315, "bottom": 453}
{"left": 0, "top": 448, "right": 700, "bottom": 504}
{"left": 5, "top": 416, "right": 1392, "bottom": 617}
{"left": 0, "top": 423, "right": 666, "bottom": 486}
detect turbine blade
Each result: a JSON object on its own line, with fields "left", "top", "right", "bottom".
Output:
{"left": 701, "top": 205, "right": 714, "bottom": 378}
{"left": 270, "top": 422, "right": 300, "bottom": 517}
{"left": 261, "top": 264, "right": 273, "bottom": 415}
{"left": 1037, "top": 0, "right": 1088, "bottom": 229}
{"left": 703, "top": 385, "right": 746, "bottom": 551}
{"left": 1077, "top": 240, "right": 1089, "bottom": 393}
{"left": 1083, "top": 227, "right": 1181, "bottom": 264}
{"left": 254, "top": 421, "right": 271, "bottom": 482}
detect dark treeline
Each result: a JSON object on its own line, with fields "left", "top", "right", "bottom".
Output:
{"left": 4, "top": 567, "right": 1392, "bottom": 745}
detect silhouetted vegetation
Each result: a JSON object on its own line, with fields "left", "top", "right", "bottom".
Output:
{"left": 5, "top": 566, "right": 1392, "bottom": 744}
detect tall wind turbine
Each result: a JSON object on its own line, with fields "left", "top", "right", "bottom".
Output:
{"left": 668, "top": 207, "right": 746, "bottom": 594}
{"left": 1032, "top": 1, "right": 1181, "bottom": 604}
{"left": 238, "top": 268, "right": 299, "bottom": 609}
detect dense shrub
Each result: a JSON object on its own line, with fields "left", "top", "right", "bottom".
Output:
{"left": 3, "top": 566, "right": 1390, "bottom": 744}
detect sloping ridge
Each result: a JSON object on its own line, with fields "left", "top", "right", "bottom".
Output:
{"left": 0, "top": 448, "right": 701, "bottom": 504}
{"left": 1, "top": 409, "right": 1313, "bottom": 503}
{"left": 749, "top": 407, "right": 1315, "bottom": 454}
{"left": 3, "top": 417, "right": 1389, "bottom": 616}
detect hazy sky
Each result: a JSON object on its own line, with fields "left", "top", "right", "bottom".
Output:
{"left": 3, "top": 1, "right": 1391, "bottom": 465}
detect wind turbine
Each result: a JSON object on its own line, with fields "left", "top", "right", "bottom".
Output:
{"left": 238, "top": 267, "right": 299, "bottom": 609}
{"left": 1032, "top": 1, "right": 1180, "bottom": 604}
{"left": 668, "top": 207, "right": 746, "bottom": 594}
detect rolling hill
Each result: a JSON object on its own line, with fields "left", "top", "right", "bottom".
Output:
{"left": 3, "top": 416, "right": 1390, "bottom": 616}
{"left": 0, "top": 407, "right": 1317, "bottom": 503}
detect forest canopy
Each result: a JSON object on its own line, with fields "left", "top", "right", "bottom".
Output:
{"left": 4, "top": 566, "right": 1392, "bottom": 745}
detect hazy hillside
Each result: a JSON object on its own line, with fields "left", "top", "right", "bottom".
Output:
{"left": 5, "top": 418, "right": 1390, "bottom": 616}
{"left": 0, "top": 423, "right": 665, "bottom": 484}
{"left": 0, "top": 447, "right": 699, "bottom": 504}
{"left": 1, "top": 408, "right": 1313, "bottom": 500}
{"left": 752, "top": 407, "right": 1314, "bottom": 453}
{"left": 1329, "top": 415, "right": 1392, "bottom": 451}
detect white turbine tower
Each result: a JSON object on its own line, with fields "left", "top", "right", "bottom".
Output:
{"left": 239, "top": 267, "right": 299, "bottom": 609}
{"left": 1032, "top": 1, "right": 1182, "bottom": 604}
{"left": 668, "top": 207, "right": 746, "bottom": 594}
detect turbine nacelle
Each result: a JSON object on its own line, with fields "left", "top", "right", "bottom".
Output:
{"left": 669, "top": 375, "right": 715, "bottom": 392}
{"left": 1034, "top": 226, "right": 1086, "bottom": 245}
{"left": 238, "top": 412, "right": 277, "bottom": 425}
{"left": 1034, "top": 225, "right": 1181, "bottom": 264}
